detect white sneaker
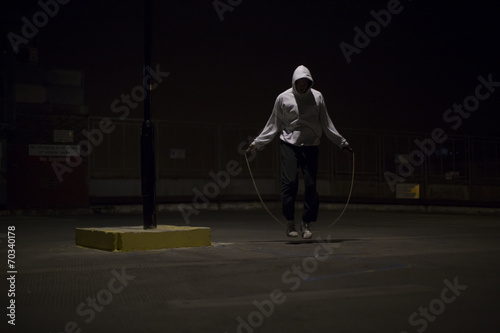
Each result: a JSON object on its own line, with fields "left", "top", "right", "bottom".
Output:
{"left": 301, "top": 222, "right": 312, "bottom": 239}
{"left": 286, "top": 220, "right": 298, "bottom": 237}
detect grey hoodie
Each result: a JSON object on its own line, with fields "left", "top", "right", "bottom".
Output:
{"left": 252, "top": 65, "right": 349, "bottom": 148}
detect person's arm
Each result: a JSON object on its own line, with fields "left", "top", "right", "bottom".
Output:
{"left": 247, "top": 97, "right": 282, "bottom": 153}
{"left": 319, "top": 95, "right": 353, "bottom": 152}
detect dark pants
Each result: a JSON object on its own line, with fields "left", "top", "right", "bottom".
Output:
{"left": 280, "top": 140, "right": 319, "bottom": 223}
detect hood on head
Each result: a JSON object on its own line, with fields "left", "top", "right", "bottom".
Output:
{"left": 292, "top": 65, "right": 313, "bottom": 94}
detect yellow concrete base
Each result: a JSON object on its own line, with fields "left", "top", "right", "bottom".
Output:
{"left": 75, "top": 225, "right": 211, "bottom": 252}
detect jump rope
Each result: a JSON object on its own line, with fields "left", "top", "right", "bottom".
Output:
{"left": 244, "top": 151, "right": 355, "bottom": 230}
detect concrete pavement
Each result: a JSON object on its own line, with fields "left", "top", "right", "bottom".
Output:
{"left": 1, "top": 209, "right": 499, "bottom": 332}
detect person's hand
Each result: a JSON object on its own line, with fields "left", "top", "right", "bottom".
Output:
{"left": 342, "top": 145, "right": 354, "bottom": 153}
{"left": 246, "top": 143, "right": 256, "bottom": 157}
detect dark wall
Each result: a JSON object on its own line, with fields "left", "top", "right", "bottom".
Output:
{"left": 3, "top": 0, "right": 497, "bottom": 137}
{"left": 2, "top": 0, "right": 499, "bottom": 209}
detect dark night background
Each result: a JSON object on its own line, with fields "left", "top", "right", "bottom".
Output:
{"left": 2, "top": 4, "right": 500, "bottom": 332}
{"left": 2, "top": 0, "right": 499, "bottom": 138}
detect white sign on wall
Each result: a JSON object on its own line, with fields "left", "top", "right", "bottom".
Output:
{"left": 29, "top": 144, "right": 80, "bottom": 156}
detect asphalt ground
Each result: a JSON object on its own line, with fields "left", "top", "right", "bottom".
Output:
{"left": 0, "top": 209, "right": 499, "bottom": 333}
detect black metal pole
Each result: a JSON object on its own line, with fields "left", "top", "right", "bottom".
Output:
{"left": 141, "top": 0, "right": 156, "bottom": 229}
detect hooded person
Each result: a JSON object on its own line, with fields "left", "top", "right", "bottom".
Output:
{"left": 247, "top": 65, "right": 353, "bottom": 239}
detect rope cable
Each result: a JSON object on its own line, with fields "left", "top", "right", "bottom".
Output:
{"left": 245, "top": 151, "right": 355, "bottom": 230}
